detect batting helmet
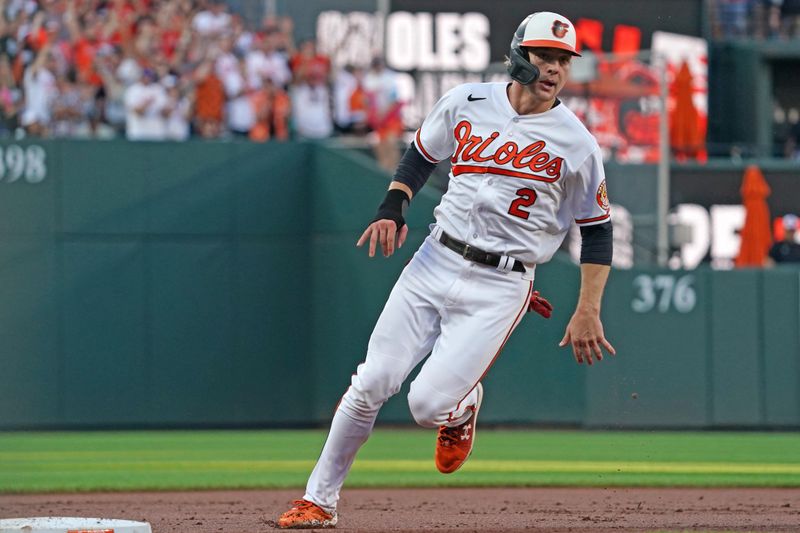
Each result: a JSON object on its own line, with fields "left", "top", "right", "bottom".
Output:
{"left": 507, "top": 12, "right": 581, "bottom": 85}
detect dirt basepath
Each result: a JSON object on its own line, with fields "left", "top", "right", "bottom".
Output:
{"left": 2, "top": 487, "right": 799, "bottom": 532}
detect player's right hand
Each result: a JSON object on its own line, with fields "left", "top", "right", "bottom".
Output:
{"left": 356, "top": 219, "right": 408, "bottom": 258}
{"left": 559, "top": 308, "right": 616, "bottom": 366}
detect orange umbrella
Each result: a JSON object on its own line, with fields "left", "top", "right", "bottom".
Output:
{"left": 735, "top": 165, "right": 772, "bottom": 268}
{"left": 670, "top": 61, "right": 705, "bottom": 161}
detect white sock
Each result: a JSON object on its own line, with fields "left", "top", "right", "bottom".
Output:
{"left": 303, "top": 405, "right": 376, "bottom": 512}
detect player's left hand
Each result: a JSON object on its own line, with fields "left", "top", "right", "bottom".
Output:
{"left": 558, "top": 308, "right": 615, "bottom": 365}
{"left": 528, "top": 290, "right": 553, "bottom": 318}
{"left": 356, "top": 219, "right": 409, "bottom": 258}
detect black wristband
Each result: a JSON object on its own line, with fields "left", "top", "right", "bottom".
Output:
{"left": 372, "top": 188, "right": 410, "bottom": 230}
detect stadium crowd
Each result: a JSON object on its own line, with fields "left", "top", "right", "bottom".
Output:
{"left": 0, "top": 0, "right": 402, "bottom": 150}
{"left": 711, "top": 0, "right": 800, "bottom": 39}
{"left": 3, "top": 0, "right": 797, "bottom": 164}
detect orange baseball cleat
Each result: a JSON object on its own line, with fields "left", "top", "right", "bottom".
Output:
{"left": 434, "top": 382, "right": 483, "bottom": 474}
{"left": 278, "top": 499, "right": 338, "bottom": 529}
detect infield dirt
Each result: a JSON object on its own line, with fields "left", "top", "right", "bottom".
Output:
{"left": 1, "top": 487, "right": 799, "bottom": 531}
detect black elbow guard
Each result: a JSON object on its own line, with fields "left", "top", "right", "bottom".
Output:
{"left": 579, "top": 221, "right": 613, "bottom": 265}
{"left": 393, "top": 143, "right": 437, "bottom": 197}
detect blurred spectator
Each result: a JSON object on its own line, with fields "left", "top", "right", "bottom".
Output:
{"left": 222, "top": 55, "right": 255, "bottom": 137}
{"left": 163, "top": 74, "right": 191, "bottom": 140}
{"left": 154, "top": 1, "right": 186, "bottom": 62}
{"left": 0, "top": 55, "right": 21, "bottom": 136}
{"left": 64, "top": 1, "right": 110, "bottom": 88}
{"left": 20, "top": 43, "right": 57, "bottom": 137}
{"left": 193, "top": 59, "right": 224, "bottom": 138}
{"left": 333, "top": 65, "right": 367, "bottom": 134}
{"left": 263, "top": 16, "right": 294, "bottom": 55}
{"left": 4, "top": 0, "right": 37, "bottom": 22}
{"left": 781, "top": 0, "right": 800, "bottom": 37}
{"left": 290, "top": 39, "right": 329, "bottom": 84}
{"left": 762, "top": 0, "right": 783, "bottom": 38}
{"left": 364, "top": 57, "right": 402, "bottom": 171}
{"left": 94, "top": 45, "right": 126, "bottom": 134}
{"left": 192, "top": 0, "right": 231, "bottom": 37}
{"left": 249, "top": 77, "right": 289, "bottom": 141}
{"left": 123, "top": 68, "right": 167, "bottom": 140}
{"left": 116, "top": 52, "right": 142, "bottom": 88}
{"left": 784, "top": 109, "right": 800, "bottom": 159}
{"left": 246, "top": 32, "right": 290, "bottom": 89}
{"left": 712, "top": 0, "right": 800, "bottom": 38}
{"left": 714, "top": 0, "right": 751, "bottom": 38}
{"left": 132, "top": 16, "right": 160, "bottom": 62}
{"left": 290, "top": 63, "right": 332, "bottom": 139}
{"left": 769, "top": 214, "right": 800, "bottom": 263}
{"left": 232, "top": 15, "right": 254, "bottom": 55}
{"left": 214, "top": 34, "right": 238, "bottom": 87}
{"left": 51, "top": 68, "right": 92, "bottom": 137}
{"left": 747, "top": 0, "right": 786, "bottom": 38}
{"left": 88, "top": 84, "right": 115, "bottom": 139}
{"left": 0, "top": 2, "right": 404, "bottom": 149}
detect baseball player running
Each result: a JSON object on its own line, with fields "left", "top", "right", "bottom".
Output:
{"left": 279, "top": 11, "right": 615, "bottom": 529}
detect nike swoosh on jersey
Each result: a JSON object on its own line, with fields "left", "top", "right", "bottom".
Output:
{"left": 467, "top": 94, "right": 487, "bottom": 101}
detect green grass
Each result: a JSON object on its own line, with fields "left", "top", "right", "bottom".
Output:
{"left": 1, "top": 429, "right": 800, "bottom": 492}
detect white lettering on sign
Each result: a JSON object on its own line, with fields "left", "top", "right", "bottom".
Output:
{"left": 386, "top": 11, "right": 416, "bottom": 71}
{"left": 385, "top": 12, "right": 490, "bottom": 72}
{"left": 632, "top": 274, "right": 697, "bottom": 313}
{"left": 710, "top": 204, "right": 745, "bottom": 270}
{"left": 669, "top": 203, "right": 745, "bottom": 270}
{"left": 0, "top": 144, "right": 46, "bottom": 183}
{"left": 316, "top": 11, "right": 384, "bottom": 69}
{"left": 317, "top": 11, "right": 490, "bottom": 71}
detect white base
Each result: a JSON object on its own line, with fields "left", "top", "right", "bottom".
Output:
{"left": 0, "top": 517, "right": 151, "bottom": 533}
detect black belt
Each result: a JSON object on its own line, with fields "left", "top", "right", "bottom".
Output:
{"left": 437, "top": 231, "right": 526, "bottom": 273}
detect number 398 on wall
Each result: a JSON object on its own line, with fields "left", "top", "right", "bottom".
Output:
{"left": 0, "top": 145, "right": 47, "bottom": 183}
{"left": 631, "top": 274, "right": 697, "bottom": 313}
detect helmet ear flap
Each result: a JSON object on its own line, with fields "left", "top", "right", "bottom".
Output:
{"left": 508, "top": 46, "right": 540, "bottom": 85}
{"left": 507, "top": 14, "right": 541, "bottom": 85}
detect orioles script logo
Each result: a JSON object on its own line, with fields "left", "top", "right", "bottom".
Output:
{"left": 451, "top": 120, "right": 564, "bottom": 181}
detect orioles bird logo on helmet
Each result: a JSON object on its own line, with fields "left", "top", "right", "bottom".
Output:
{"left": 551, "top": 20, "right": 570, "bottom": 39}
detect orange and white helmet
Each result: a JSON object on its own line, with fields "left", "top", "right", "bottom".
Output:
{"left": 507, "top": 12, "right": 580, "bottom": 84}
{"left": 519, "top": 12, "right": 580, "bottom": 56}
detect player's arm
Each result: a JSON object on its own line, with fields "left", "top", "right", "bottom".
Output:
{"left": 357, "top": 143, "right": 437, "bottom": 258}
{"left": 559, "top": 222, "right": 616, "bottom": 365}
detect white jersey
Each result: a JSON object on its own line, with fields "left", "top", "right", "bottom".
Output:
{"left": 291, "top": 11, "right": 615, "bottom": 523}
{"left": 415, "top": 81, "right": 610, "bottom": 267}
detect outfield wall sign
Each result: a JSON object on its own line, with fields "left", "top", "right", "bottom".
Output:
{"left": 0, "top": 144, "right": 47, "bottom": 184}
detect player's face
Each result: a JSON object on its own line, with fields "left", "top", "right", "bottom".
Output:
{"left": 526, "top": 47, "right": 572, "bottom": 100}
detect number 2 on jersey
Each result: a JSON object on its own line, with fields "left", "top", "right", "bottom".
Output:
{"left": 508, "top": 188, "right": 538, "bottom": 220}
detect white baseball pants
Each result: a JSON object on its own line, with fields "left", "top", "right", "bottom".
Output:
{"left": 304, "top": 233, "right": 533, "bottom": 512}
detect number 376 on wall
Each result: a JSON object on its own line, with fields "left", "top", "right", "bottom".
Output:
{"left": 631, "top": 274, "right": 697, "bottom": 314}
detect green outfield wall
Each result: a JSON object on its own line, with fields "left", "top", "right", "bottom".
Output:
{"left": 0, "top": 140, "right": 798, "bottom": 429}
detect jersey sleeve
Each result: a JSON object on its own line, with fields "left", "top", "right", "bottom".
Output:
{"left": 414, "top": 86, "right": 461, "bottom": 163}
{"left": 570, "top": 147, "right": 611, "bottom": 226}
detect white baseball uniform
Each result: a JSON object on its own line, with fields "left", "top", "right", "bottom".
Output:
{"left": 303, "top": 81, "right": 610, "bottom": 513}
